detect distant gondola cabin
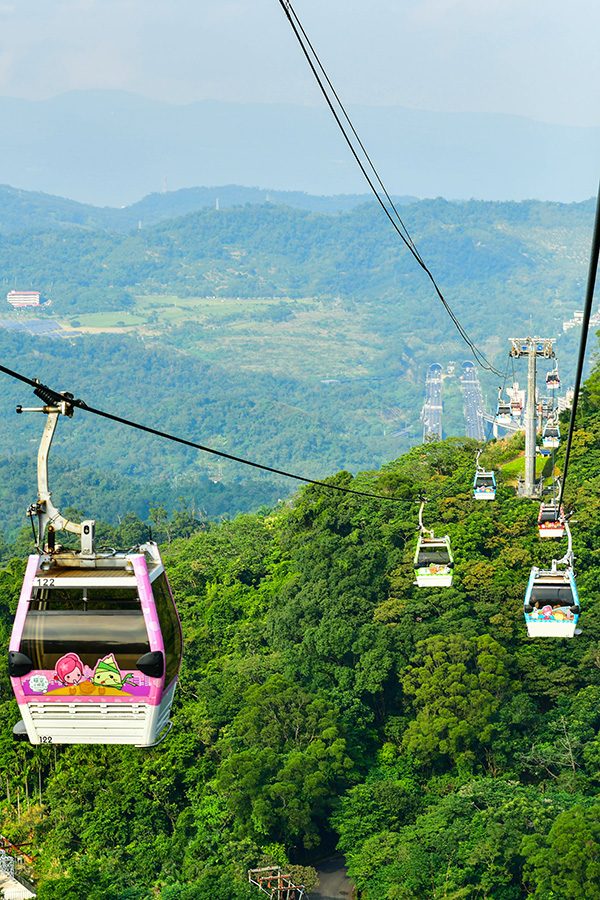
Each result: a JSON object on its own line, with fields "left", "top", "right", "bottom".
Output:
{"left": 495, "top": 401, "right": 512, "bottom": 426}
{"left": 473, "top": 471, "right": 496, "bottom": 500}
{"left": 538, "top": 503, "right": 565, "bottom": 539}
{"left": 542, "top": 423, "right": 560, "bottom": 450}
{"left": 414, "top": 535, "right": 453, "bottom": 587}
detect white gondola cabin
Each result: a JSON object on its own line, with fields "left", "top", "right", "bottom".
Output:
{"left": 542, "top": 422, "right": 560, "bottom": 450}
{"left": 10, "top": 545, "right": 182, "bottom": 746}
{"left": 495, "top": 400, "right": 512, "bottom": 427}
{"left": 414, "top": 535, "right": 454, "bottom": 587}
{"left": 473, "top": 470, "right": 496, "bottom": 500}
{"left": 523, "top": 564, "right": 580, "bottom": 638}
{"left": 546, "top": 370, "right": 560, "bottom": 390}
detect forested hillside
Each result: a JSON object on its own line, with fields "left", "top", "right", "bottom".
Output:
{"left": 0, "top": 184, "right": 415, "bottom": 235}
{"left": 1, "top": 195, "right": 594, "bottom": 318}
{"left": 0, "top": 192, "right": 595, "bottom": 538}
{"left": 0, "top": 345, "right": 599, "bottom": 898}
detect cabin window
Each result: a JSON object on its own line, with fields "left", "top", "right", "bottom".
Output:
{"left": 417, "top": 548, "right": 450, "bottom": 566}
{"left": 530, "top": 583, "right": 574, "bottom": 608}
{"left": 540, "top": 508, "right": 560, "bottom": 523}
{"left": 22, "top": 587, "right": 149, "bottom": 671}
{"left": 151, "top": 573, "right": 182, "bottom": 687}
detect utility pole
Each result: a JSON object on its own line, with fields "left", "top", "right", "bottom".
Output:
{"left": 510, "top": 338, "right": 555, "bottom": 498}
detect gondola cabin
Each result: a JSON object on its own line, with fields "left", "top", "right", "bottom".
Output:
{"left": 546, "top": 370, "right": 560, "bottom": 390}
{"left": 542, "top": 422, "right": 560, "bottom": 450}
{"left": 510, "top": 399, "right": 523, "bottom": 418}
{"left": 524, "top": 565, "right": 580, "bottom": 637}
{"left": 9, "top": 543, "right": 182, "bottom": 746}
{"left": 473, "top": 470, "right": 496, "bottom": 500}
{"left": 538, "top": 503, "right": 565, "bottom": 539}
{"left": 414, "top": 535, "right": 453, "bottom": 587}
{"left": 495, "top": 401, "right": 512, "bottom": 426}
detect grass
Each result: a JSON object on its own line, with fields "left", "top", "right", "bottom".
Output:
{"left": 500, "top": 453, "right": 549, "bottom": 481}
{"left": 65, "top": 310, "right": 150, "bottom": 330}
{"left": 52, "top": 294, "right": 383, "bottom": 379}
{"left": 144, "top": 295, "right": 381, "bottom": 378}
{"left": 45, "top": 292, "right": 501, "bottom": 435}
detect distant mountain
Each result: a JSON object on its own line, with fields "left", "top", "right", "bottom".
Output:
{"left": 0, "top": 193, "right": 594, "bottom": 316}
{"left": 0, "top": 184, "right": 111, "bottom": 233}
{"left": 126, "top": 185, "right": 418, "bottom": 223}
{"left": 0, "top": 183, "right": 416, "bottom": 235}
{"left": 0, "top": 91, "right": 598, "bottom": 206}
{"left": 0, "top": 194, "right": 594, "bottom": 533}
{"left": 0, "top": 194, "right": 594, "bottom": 373}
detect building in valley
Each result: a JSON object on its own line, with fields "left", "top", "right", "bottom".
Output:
{"left": 7, "top": 291, "right": 41, "bottom": 309}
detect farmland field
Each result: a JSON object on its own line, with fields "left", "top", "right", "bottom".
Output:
{"left": 59, "top": 295, "right": 383, "bottom": 379}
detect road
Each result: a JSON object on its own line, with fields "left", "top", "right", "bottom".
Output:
{"left": 421, "top": 363, "right": 443, "bottom": 442}
{"left": 460, "top": 361, "right": 486, "bottom": 440}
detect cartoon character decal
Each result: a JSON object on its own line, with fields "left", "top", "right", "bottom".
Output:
{"left": 416, "top": 562, "right": 450, "bottom": 576}
{"left": 552, "top": 609, "right": 573, "bottom": 621}
{"left": 525, "top": 603, "right": 576, "bottom": 623}
{"left": 55, "top": 652, "right": 86, "bottom": 686}
{"left": 91, "top": 654, "right": 137, "bottom": 691}
{"left": 21, "top": 651, "right": 149, "bottom": 698}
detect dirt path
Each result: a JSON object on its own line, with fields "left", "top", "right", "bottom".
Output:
{"left": 310, "top": 855, "right": 354, "bottom": 899}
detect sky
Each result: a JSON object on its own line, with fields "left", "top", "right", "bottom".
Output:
{"left": 0, "top": 0, "right": 599, "bottom": 127}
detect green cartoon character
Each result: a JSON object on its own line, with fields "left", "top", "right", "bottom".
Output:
{"left": 92, "top": 654, "right": 136, "bottom": 691}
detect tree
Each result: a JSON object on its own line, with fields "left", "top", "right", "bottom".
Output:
{"left": 401, "top": 634, "right": 515, "bottom": 770}
{"left": 212, "top": 675, "right": 356, "bottom": 848}
{"left": 523, "top": 802, "right": 600, "bottom": 898}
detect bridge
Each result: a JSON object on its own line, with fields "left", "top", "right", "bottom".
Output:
{"left": 460, "top": 361, "right": 486, "bottom": 440}
{"left": 421, "top": 363, "right": 443, "bottom": 442}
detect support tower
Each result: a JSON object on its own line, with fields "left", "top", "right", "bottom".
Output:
{"left": 509, "top": 337, "right": 555, "bottom": 498}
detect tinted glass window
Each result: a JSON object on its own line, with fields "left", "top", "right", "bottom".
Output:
{"left": 152, "top": 573, "right": 182, "bottom": 687}
{"left": 540, "top": 508, "right": 559, "bottom": 523}
{"left": 531, "top": 583, "right": 574, "bottom": 607}
{"left": 22, "top": 588, "right": 149, "bottom": 671}
{"left": 417, "top": 548, "right": 450, "bottom": 566}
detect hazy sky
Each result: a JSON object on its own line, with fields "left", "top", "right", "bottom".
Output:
{"left": 0, "top": 0, "right": 599, "bottom": 127}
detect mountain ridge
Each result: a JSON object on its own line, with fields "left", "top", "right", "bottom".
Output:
{"left": 1, "top": 90, "right": 598, "bottom": 205}
{"left": 0, "top": 182, "right": 418, "bottom": 234}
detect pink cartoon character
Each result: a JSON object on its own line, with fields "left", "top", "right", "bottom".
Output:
{"left": 541, "top": 605, "right": 554, "bottom": 621}
{"left": 54, "top": 652, "right": 86, "bottom": 686}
